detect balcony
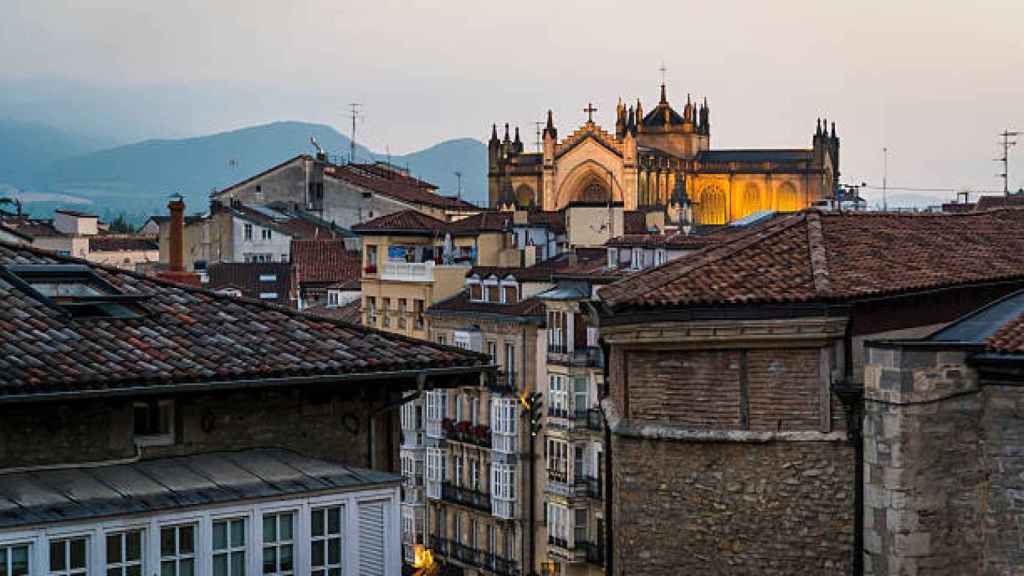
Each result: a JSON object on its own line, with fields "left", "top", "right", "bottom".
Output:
{"left": 546, "top": 535, "right": 585, "bottom": 563}
{"left": 381, "top": 261, "right": 435, "bottom": 282}
{"left": 443, "top": 419, "right": 492, "bottom": 448}
{"left": 574, "top": 475, "right": 603, "bottom": 500}
{"left": 430, "top": 536, "right": 519, "bottom": 576}
{"left": 492, "top": 498, "right": 515, "bottom": 520}
{"left": 441, "top": 482, "right": 491, "bottom": 513}
{"left": 582, "top": 541, "right": 605, "bottom": 566}
{"left": 547, "top": 346, "right": 604, "bottom": 369}
{"left": 571, "top": 408, "right": 603, "bottom": 432}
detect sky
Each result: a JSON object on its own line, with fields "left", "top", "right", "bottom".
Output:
{"left": 2, "top": 0, "right": 1024, "bottom": 205}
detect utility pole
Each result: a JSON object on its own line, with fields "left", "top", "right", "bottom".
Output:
{"left": 348, "top": 103, "right": 363, "bottom": 164}
{"left": 882, "top": 147, "right": 888, "bottom": 212}
{"left": 453, "top": 171, "right": 462, "bottom": 202}
{"left": 996, "top": 129, "right": 1019, "bottom": 196}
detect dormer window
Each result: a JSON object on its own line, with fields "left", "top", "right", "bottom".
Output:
{"left": 327, "top": 290, "right": 340, "bottom": 308}
{"left": 608, "top": 248, "right": 618, "bottom": 269}
{"left": 2, "top": 264, "right": 147, "bottom": 319}
{"left": 502, "top": 284, "right": 519, "bottom": 304}
{"left": 486, "top": 285, "right": 500, "bottom": 303}
{"left": 631, "top": 248, "right": 643, "bottom": 270}
{"left": 469, "top": 283, "right": 482, "bottom": 301}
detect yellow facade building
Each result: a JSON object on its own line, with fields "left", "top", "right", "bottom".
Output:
{"left": 488, "top": 83, "right": 839, "bottom": 225}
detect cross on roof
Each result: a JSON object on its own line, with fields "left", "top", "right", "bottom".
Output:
{"left": 583, "top": 103, "right": 597, "bottom": 123}
{"left": 659, "top": 63, "right": 667, "bottom": 85}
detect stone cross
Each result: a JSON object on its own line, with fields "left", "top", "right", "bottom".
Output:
{"left": 583, "top": 103, "right": 597, "bottom": 123}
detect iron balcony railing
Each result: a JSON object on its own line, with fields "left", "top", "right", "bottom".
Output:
{"left": 574, "top": 475, "right": 603, "bottom": 500}
{"left": 571, "top": 407, "right": 603, "bottom": 431}
{"left": 582, "top": 541, "right": 605, "bottom": 566}
{"left": 441, "top": 482, "right": 491, "bottom": 513}
{"left": 429, "top": 536, "right": 519, "bottom": 576}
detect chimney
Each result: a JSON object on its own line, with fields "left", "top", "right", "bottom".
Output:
{"left": 169, "top": 196, "right": 185, "bottom": 273}
{"left": 156, "top": 195, "right": 202, "bottom": 287}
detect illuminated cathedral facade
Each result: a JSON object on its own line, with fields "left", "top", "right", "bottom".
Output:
{"left": 487, "top": 83, "right": 840, "bottom": 224}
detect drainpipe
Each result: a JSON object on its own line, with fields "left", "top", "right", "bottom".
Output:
{"left": 599, "top": 336, "right": 613, "bottom": 576}
{"left": 368, "top": 372, "right": 426, "bottom": 471}
{"left": 843, "top": 318, "right": 864, "bottom": 576}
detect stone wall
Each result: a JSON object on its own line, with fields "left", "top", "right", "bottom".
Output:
{"left": 0, "top": 385, "right": 393, "bottom": 470}
{"left": 613, "top": 434, "right": 856, "bottom": 575}
{"left": 863, "top": 344, "right": 1024, "bottom": 575}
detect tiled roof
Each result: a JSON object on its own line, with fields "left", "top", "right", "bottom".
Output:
{"left": 207, "top": 262, "right": 293, "bottom": 306}
{"left": 290, "top": 239, "right": 361, "bottom": 285}
{"left": 988, "top": 311, "right": 1024, "bottom": 353}
{"left": 447, "top": 212, "right": 513, "bottom": 234}
{"left": 306, "top": 299, "right": 363, "bottom": 324}
{"left": 526, "top": 210, "right": 566, "bottom": 233}
{"left": 470, "top": 248, "right": 608, "bottom": 283}
{"left": 600, "top": 208, "right": 1024, "bottom": 310}
{"left": 348, "top": 163, "right": 437, "bottom": 190}
{"left": 0, "top": 218, "right": 63, "bottom": 239}
{"left": 351, "top": 210, "right": 448, "bottom": 235}
{"left": 426, "top": 290, "right": 546, "bottom": 319}
{"left": 228, "top": 204, "right": 341, "bottom": 240}
{"left": 326, "top": 164, "right": 478, "bottom": 211}
{"left": 975, "top": 194, "right": 1024, "bottom": 212}
{"left": 0, "top": 241, "right": 486, "bottom": 397}
{"left": 54, "top": 209, "right": 96, "bottom": 218}
{"left": 88, "top": 235, "right": 159, "bottom": 252}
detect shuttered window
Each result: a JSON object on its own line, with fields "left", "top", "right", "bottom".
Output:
{"left": 358, "top": 501, "right": 386, "bottom": 576}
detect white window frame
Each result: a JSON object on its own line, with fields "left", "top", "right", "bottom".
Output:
{"left": 261, "top": 511, "right": 295, "bottom": 576}
{"left": 491, "top": 463, "right": 516, "bottom": 519}
{"left": 210, "top": 516, "right": 247, "bottom": 576}
{"left": 0, "top": 542, "right": 31, "bottom": 576}
{"left": 105, "top": 529, "right": 144, "bottom": 576}
{"left": 243, "top": 223, "right": 253, "bottom": 241}
{"left": 158, "top": 522, "right": 197, "bottom": 576}
{"left": 326, "top": 291, "right": 340, "bottom": 308}
{"left": 309, "top": 504, "right": 344, "bottom": 576}
{"left": 261, "top": 228, "right": 272, "bottom": 241}
{"left": 490, "top": 397, "right": 518, "bottom": 454}
{"left": 48, "top": 535, "right": 89, "bottom": 576}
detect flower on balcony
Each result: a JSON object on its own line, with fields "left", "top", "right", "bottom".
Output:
{"left": 472, "top": 424, "right": 490, "bottom": 440}
{"left": 442, "top": 418, "right": 454, "bottom": 433}
{"left": 363, "top": 264, "right": 377, "bottom": 274}
{"left": 455, "top": 420, "right": 472, "bottom": 434}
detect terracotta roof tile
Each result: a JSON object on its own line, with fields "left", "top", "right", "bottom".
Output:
{"left": 447, "top": 212, "right": 513, "bottom": 234}
{"left": 88, "top": 235, "right": 158, "bottom": 252}
{"left": 326, "top": 164, "right": 478, "bottom": 211}
{"left": 0, "top": 241, "right": 485, "bottom": 397}
{"left": 207, "top": 262, "right": 293, "bottom": 306}
{"left": 975, "top": 194, "right": 1024, "bottom": 212}
{"left": 426, "top": 291, "right": 546, "bottom": 319}
{"left": 351, "top": 210, "right": 449, "bottom": 234}
{"left": 290, "top": 239, "right": 361, "bottom": 285}
{"left": 306, "top": 299, "right": 363, "bottom": 324}
{"left": 600, "top": 208, "right": 1024, "bottom": 310}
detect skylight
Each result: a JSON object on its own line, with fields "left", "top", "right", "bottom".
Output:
{"left": 2, "top": 264, "right": 148, "bottom": 319}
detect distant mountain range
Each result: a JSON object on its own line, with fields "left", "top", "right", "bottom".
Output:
{"left": 0, "top": 120, "right": 487, "bottom": 222}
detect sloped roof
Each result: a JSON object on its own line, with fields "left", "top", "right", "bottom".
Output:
{"left": 470, "top": 248, "right": 609, "bottom": 283}
{"left": 526, "top": 210, "right": 566, "bottom": 233}
{"left": 351, "top": 209, "right": 448, "bottom": 235}
{"left": 600, "top": 208, "right": 1024, "bottom": 310}
{"left": 641, "top": 102, "right": 686, "bottom": 127}
{"left": 88, "top": 235, "right": 159, "bottom": 252}
{"left": 697, "top": 149, "right": 814, "bottom": 164}
{"left": 623, "top": 211, "right": 650, "bottom": 235}
{"left": 290, "top": 239, "right": 361, "bottom": 285}
{"left": 207, "top": 262, "right": 293, "bottom": 306}
{"left": 426, "top": 290, "right": 546, "bottom": 320}
{"left": 0, "top": 241, "right": 486, "bottom": 398}
{"left": 306, "top": 299, "right": 363, "bottom": 324}
{"left": 975, "top": 194, "right": 1024, "bottom": 212}
{"left": 447, "top": 211, "right": 513, "bottom": 235}
{"left": 326, "top": 164, "right": 477, "bottom": 211}
{"left": 228, "top": 204, "right": 341, "bottom": 240}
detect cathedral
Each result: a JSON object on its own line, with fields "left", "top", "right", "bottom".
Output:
{"left": 487, "top": 83, "right": 840, "bottom": 225}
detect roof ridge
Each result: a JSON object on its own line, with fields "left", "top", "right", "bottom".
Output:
{"left": 601, "top": 212, "right": 809, "bottom": 307}
{"left": 805, "top": 211, "right": 832, "bottom": 296}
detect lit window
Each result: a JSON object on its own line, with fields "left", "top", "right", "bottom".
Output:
{"left": 49, "top": 537, "right": 87, "bottom": 576}
{"left": 212, "top": 518, "right": 246, "bottom": 576}
{"left": 311, "top": 506, "right": 343, "bottom": 575}
{"left": 159, "top": 525, "right": 195, "bottom": 576}
{"left": 106, "top": 530, "right": 143, "bottom": 576}
{"left": 259, "top": 274, "right": 277, "bottom": 282}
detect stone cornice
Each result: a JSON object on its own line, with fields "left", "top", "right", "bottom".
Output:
{"left": 600, "top": 317, "right": 847, "bottom": 347}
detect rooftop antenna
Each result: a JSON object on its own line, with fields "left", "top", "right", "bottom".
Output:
{"left": 882, "top": 147, "right": 888, "bottom": 212}
{"left": 348, "top": 103, "right": 363, "bottom": 164}
{"left": 454, "top": 171, "right": 463, "bottom": 201}
{"left": 996, "top": 129, "right": 1019, "bottom": 196}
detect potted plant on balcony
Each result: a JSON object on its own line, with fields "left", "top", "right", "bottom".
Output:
{"left": 442, "top": 418, "right": 454, "bottom": 435}
{"left": 455, "top": 420, "right": 472, "bottom": 435}
{"left": 363, "top": 264, "right": 377, "bottom": 274}
{"left": 472, "top": 424, "right": 489, "bottom": 445}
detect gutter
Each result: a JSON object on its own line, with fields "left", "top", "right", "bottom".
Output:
{"left": 0, "top": 365, "right": 492, "bottom": 406}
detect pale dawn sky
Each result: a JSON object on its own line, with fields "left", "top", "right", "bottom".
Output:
{"left": 2, "top": 0, "right": 1023, "bottom": 204}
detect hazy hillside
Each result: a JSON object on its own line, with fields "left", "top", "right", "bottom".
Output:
{"left": 4, "top": 121, "right": 487, "bottom": 219}
{"left": 0, "top": 119, "right": 116, "bottom": 188}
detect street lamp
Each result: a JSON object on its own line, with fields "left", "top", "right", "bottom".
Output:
{"left": 521, "top": 391, "right": 544, "bottom": 576}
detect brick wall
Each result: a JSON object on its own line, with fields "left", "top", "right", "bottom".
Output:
{"left": 0, "top": 386, "right": 393, "bottom": 470}
{"left": 626, "top": 348, "right": 825, "bottom": 432}
{"left": 613, "top": 435, "right": 856, "bottom": 575}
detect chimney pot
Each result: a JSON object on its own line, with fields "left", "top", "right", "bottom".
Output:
{"left": 168, "top": 197, "right": 186, "bottom": 273}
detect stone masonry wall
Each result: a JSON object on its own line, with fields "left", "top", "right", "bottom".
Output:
{"left": 0, "top": 386, "right": 389, "bottom": 470}
{"left": 863, "top": 345, "right": 1024, "bottom": 575}
{"left": 613, "top": 434, "right": 856, "bottom": 575}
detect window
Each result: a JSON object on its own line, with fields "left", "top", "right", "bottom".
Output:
{"left": 49, "top": 537, "right": 87, "bottom": 576}
{"left": 503, "top": 285, "right": 519, "bottom": 304}
{"left": 488, "top": 525, "right": 496, "bottom": 555}
{"left": 382, "top": 298, "right": 391, "bottom": 328}
{"left": 212, "top": 518, "right": 246, "bottom": 576}
{"left": 259, "top": 292, "right": 278, "bottom": 300}
{"left": 311, "top": 506, "right": 343, "bottom": 576}
{"left": 244, "top": 224, "right": 253, "bottom": 241}
{"left": 398, "top": 298, "right": 407, "bottom": 329}
{"left": 6, "top": 264, "right": 143, "bottom": 319}
{"left": 159, "top": 524, "right": 195, "bottom": 576}
{"left": 630, "top": 248, "right": 643, "bottom": 270}
{"left": 469, "top": 283, "right": 482, "bottom": 301}
{"left": 357, "top": 502, "right": 386, "bottom": 576}
{"left": 491, "top": 463, "right": 516, "bottom": 519}
{"left": 547, "top": 311, "right": 566, "bottom": 353}
{"left": 106, "top": 530, "right": 143, "bottom": 576}
{"left": 487, "top": 341, "right": 497, "bottom": 362}
{"left": 574, "top": 377, "right": 589, "bottom": 416}
{"left": 470, "top": 459, "right": 480, "bottom": 491}
{"left": 575, "top": 509, "right": 588, "bottom": 546}
{"left": 133, "top": 399, "right": 174, "bottom": 446}
{"left": 546, "top": 438, "right": 569, "bottom": 482}
{"left": 486, "top": 285, "right": 500, "bottom": 303}
{"left": 262, "top": 512, "right": 294, "bottom": 576}
{"left": 0, "top": 543, "right": 29, "bottom": 576}
{"left": 453, "top": 331, "right": 471, "bottom": 351}
{"left": 259, "top": 274, "right": 277, "bottom": 283}
{"left": 326, "top": 291, "right": 340, "bottom": 308}
{"left": 505, "top": 343, "right": 516, "bottom": 387}
{"left": 364, "top": 245, "right": 377, "bottom": 271}
{"left": 607, "top": 248, "right": 618, "bottom": 269}
{"left": 454, "top": 393, "right": 463, "bottom": 421}
{"left": 414, "top": 299, "right": 425, "bottom": 330}
{"left": 261, "top": 229, "right": 272, "bottom": 241}
{"left": 453, "top": 514, "right": 462, "bottom": 544}
{"left": 546, "top": 503, "right": 568, "bottom": 544}
{"left": 454, "top": 455, "right": 463, "bottom": 487}
{"left": 425, "top": 447, "right": 447, "bottom": 500}
{"left": 469, "top": 396, "right": 479, "bottom": 425}
{"left": 437, "top": 334, "right": 446, "bottom": 346}
{"left": 548, "top": 375, "right": 567, "bottom": 417}
{"left": 366, "top": 296, "right": 377, "bottom": 325}
{"left": 491, "top": 397, "right": 518, "bottom": 454}
{"left": 503, "top": 527, "right": 513, "bottom": 560}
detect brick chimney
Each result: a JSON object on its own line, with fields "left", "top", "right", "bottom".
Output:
{"left": 156, "top": 195, "right": 201, "bottom": 287}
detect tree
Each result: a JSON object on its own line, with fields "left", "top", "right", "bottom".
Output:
{"left": 109, "top": 213, "right": 135, "bottom": 234}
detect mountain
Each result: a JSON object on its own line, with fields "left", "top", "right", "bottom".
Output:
{"left": 0, "top": 119, "right": 116, "bottom": 188}
{"left": 7, "top": 121, "right": 488, "bottom": 220}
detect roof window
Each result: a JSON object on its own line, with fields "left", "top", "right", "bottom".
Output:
{"left": 2, "top": 264, "right": 148, "bottom": 319}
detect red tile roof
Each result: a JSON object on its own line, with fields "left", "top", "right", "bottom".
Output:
{"left": 351, "top": 210, "right": 448, "bottom": 235}
{"left": 975, "top": 194, "right": 1024, "bottom": 212}
{"left": 348, "top": 163, "right": 437, "bottom": 190}
{"left": 526, "top": 211, "right": 566, "bottom": 233}
{"left": 426, "top": 291, "right": 546, "bottom": 319}
{"left": 306, "top": 299, "right": 363, "bottom": 324}
{"left": 600, "top": 208, "right": 1024, "bottom": 310}
{"left": 447, "top": 212, "right": 513, "bottom": 234}
{"left": 988, "top": 311, "right": 1024, "bottom": 353}
{"left": 290, "top": 239, "right": 361, "bottom": 285}
{"left": 0, "top": 218, "right": 64, "bottom": 239}
{"left": 88, "top": 235, "right": 159, "bottom": 252}
{"left": 325, "top": 164, "right": 478, "bottom": 211}
{"left": 623, "top": 211, "right": 650, "bottom": 234}
{"left": 0, "top": 241, "right": 485, "bottom": 396}
{"left": 207, "top": 262, "right": 293, "bottom": 306}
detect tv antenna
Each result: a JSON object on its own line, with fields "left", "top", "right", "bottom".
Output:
{"left": 454, "top": 171, "right": 463, "bottom": 201}
{"left": 348, "top": 103, "right": 364, "bottom": 164}
{"left": 996, "top": 129, "right": 1019, "bottom": 196}
{"left": 534, "top": 121, "right": 544, "bottom": 153}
